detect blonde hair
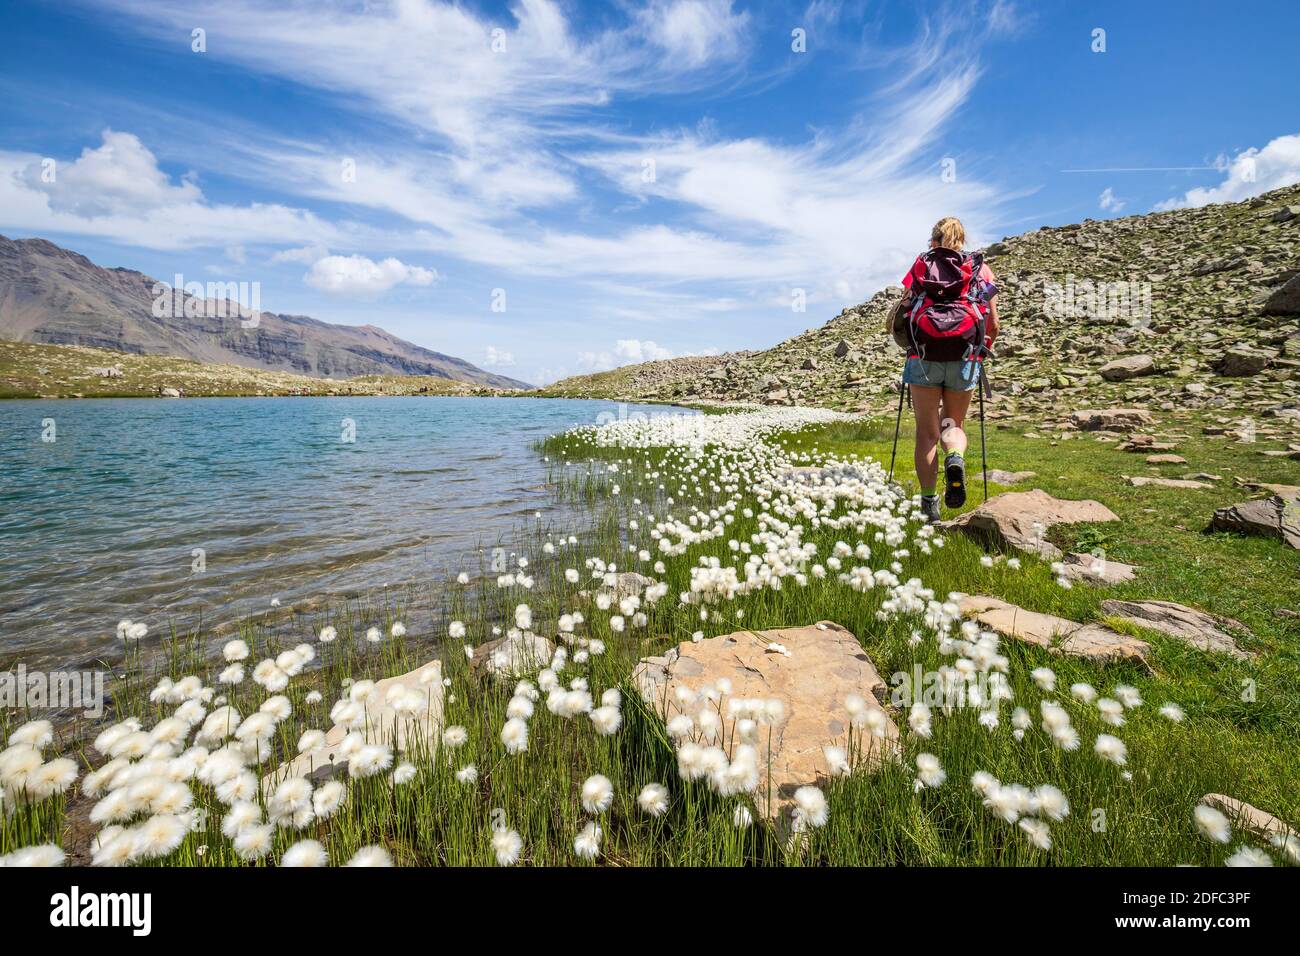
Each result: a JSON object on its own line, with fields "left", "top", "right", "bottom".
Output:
{"left": 930, "top": 217, "right": 966, "bottom": 251}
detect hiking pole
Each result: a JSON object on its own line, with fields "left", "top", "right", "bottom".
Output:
{"left": 978, "top": 362, "right": 989, "bottom": 503}
{"left": 888, "top": 365, "right": 906, "bottom": 485}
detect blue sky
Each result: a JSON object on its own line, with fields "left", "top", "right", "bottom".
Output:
{"left": 1, "top": 0, "right": 1297, "bottom": 385}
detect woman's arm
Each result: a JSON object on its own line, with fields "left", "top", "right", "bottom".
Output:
{"left": 986, "top": 294, "right": 1000, "bottom": 343}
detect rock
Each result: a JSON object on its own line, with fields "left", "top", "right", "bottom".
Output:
{"left": 1098, "top": 355, "right": 1157, "bottom": 381}
{"left": 957, "top": 596, "right": 1150, "bottom": 663}
{"left": 1233, "top": 479, "right": 1300, "bottom": 498}
{"left": 1200, "top": 794, "right": 1298, "bottom": 843}
{"left": 974, "top": 469, "right": 1037, "bottom": 485}
{"left": 632, "top": 621, "right": 900, "bottom": 827}
{"left": 1062, "top": 551, "right": 1139, "bottom": 585}
{"left": 941, "top": 489, "right": 1120, "bottom": 559}
{"left": 801, "top": 357, "right": 819, "bottom": 371}
{"left": 833, "top": 339, "right": 851, "bottom": 358}
{"left": 1144, "top": 454, "right": 1186, "bottom": 464}
{"left": 1263, "top": 273, "right": 1300, "bottom": 315}
{"left": 470, "top": 632, "right": 555, "bottom": 679}
{"left": 1128, "top": 476, "right": 1211, "bottom": 489}
{"left": 1271, "top": 205, "right": 1299, "bottom": 223}
{"left": 1071, "top": 408, "right": 1155, "bottom": 432}
{"left": 1210, "top": 494, "right": 1300, "bottom": 549}
{"left": 1213, "top": 347, "right": 1273, "bottom": 377}
{"left": 160, "top": 387, "right": 182, "bottom": 398}
{"left": 265, "top": 659, "right": 444, "bottom": 784}
{"left": 1100, "top": 599, "right": 1253, "bottom": 659}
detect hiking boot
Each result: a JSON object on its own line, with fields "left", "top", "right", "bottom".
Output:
{"left": 920, "top": 494, "right": 942, "bottom": 524}
{"left": 944, "top": 453, "right": 967, "bottom": 509}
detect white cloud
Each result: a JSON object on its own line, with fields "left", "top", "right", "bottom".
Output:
{"left": 637, "top": 1, "right": 749, "bottom": 68}
{"left": 1098, "top": 187, "right": 1125, "bottom": 212}
{"left": 616, "top": 339, "right": 674, "bottom": 363}
{"left": 303, "top": 254, "right": 437, "bottom": 296}
{"left": 270, "top": 244, "right": 330, "bottom": 265}
{"left": 484, "top": 346, "right": 516, "bottom": 367}
{"left": 1155, "top": 134, "right": 1300, "bottom": 210}
{"left": 0, "top": 131, "right": 338, "bottom": 250}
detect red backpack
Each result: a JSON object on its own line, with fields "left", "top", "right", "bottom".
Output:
{"left": 896, "top": 248, "right": 994, "bottom": 361}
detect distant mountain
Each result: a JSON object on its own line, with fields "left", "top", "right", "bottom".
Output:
{"left": 0, "top": 235, "right": 530, "bottom": 389}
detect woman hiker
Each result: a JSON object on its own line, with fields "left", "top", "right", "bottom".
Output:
{"left": 898, "top": 217, "right": 999, "bottom": 523}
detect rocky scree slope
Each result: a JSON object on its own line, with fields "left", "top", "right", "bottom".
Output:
{"left": 546, "top": 184, "right": 1300, "bottom": 420}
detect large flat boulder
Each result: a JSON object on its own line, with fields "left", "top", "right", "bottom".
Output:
{"left": 975, "top": 469, "right": 1037, "bottom": 485}
{"left": 265, "top": 659, "right": 444, "bottom": 784}
{"left": 1128, "top": 476, "right": 1212, "bottom": 489}
{"left": 633, "top": 621, "right": 899, "bottom": 827}
{"left": 1100, "top": 599, "right": 1254, "bottom": 659}
{"left": 941, "top": 489, "right": 1120, "bottom": 559}
{"left": 958, "top": 595, "right": 1150, "bottom": 664}
{"left": 1210, "top": 494, "right": 1300, "bottom": 550}
{"left": 1071, "top": 408, "right": 1155, "bottom": 432}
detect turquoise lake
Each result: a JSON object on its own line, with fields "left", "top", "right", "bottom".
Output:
{"left": 0, "top": 396, "right": 687, "bottom": 668}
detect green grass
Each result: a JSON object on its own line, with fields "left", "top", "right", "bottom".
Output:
{"left": 2, "top": 409, "right": 1297, "bottom": 867}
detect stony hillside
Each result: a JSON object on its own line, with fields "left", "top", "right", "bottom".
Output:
{"left": 545, "top": 184, "right": 1300, "bottom": 419}
{"left": 0, "top": 235, "right": 530, "bottom": 389}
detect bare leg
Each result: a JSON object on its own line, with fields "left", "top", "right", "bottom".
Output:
{"left": 911, "top": 385, "right": 943, "bottom": 491}
{"left": 939, "top": 389, "right": 974, "bottom": 457}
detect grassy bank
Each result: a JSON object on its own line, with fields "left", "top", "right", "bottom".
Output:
{"left": 2, "top": 406, "right": 1296, "bottom": 867}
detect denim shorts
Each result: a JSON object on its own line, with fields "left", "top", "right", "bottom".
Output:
{"left": 903, "top": 357, "right": 981, "bottom": 392}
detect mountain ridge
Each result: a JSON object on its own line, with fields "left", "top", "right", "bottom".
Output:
{"left": 0, "top": 234, "right": 530, "bottom": 389}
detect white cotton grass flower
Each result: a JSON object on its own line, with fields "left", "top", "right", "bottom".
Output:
{"left": 366, "top": 627, "right": 382, "bottom": 643}
{"left": 637, "top": 783, "right": 669, "bottom": 817}
{"left": 573, "top": 820, "right": 602, "bottom": 859}
{"left": 792, "top": 785, "right": 828, "bottom": 829}
{"left": 1114, "top": 684, "right": 1143, "bottom": 709}
{"left": 914, "top": 753, "right": 946, "bottom": 790}
{"left": 346, "top": 845, "right": 394, "bottom": 867}
{"left": 231, "top": 824, "right": 273, "bottom": 861}
{"left": 908, "top": 702, "right": 932, "bottom": 738}
{"left": 10, "top": 719, "right": 54, "bottom": 750}
{"left": 581, "top": 774, "right": 614, "bottom": 814}
{"left": 1268, "top": 833, "right": 1300, "bottom": 863}
{"left": 1097, "top": 698, "right": 1126, "bottom": 727}
{"left": 348, "top": 744, "right": 393, "bottom": 778}
{"left": 823, "top": 745, "right": 850, "bottom": 777}
{"left": 449, "top": 621, "right": 466, "bottom": 639}
{"left": 222, "top": 801, "right": 262, "bottom": 839}
{"left": 392, "top": 762, "right": 417, "bottom": 785}
{"left": 442, "top": 725, "right": 469, "bottom": 748}
{"left": 1193, "top": 804, "right": 1232, "bottom": 844}
{"left": 456, "top": 765, "right": 478, "bottom": 785}
{"left": 492, "top": 828, "right": 524, "bottom": 866}
{"left": 281, "top": 839, "right": 328, "bottom": 867}
{"left": 1094, "top": 733, "right": 1128, "bottom": 766}
{"left": 297, "top": 729, "right": 326, "bottom": 754}
{"left": 1070, "top": 682, "right": 1098, "bottom": 704}
{"left": 733, "top": 804, "right": 754, "bottom": 828}
{"left": 391, "top": 622, "right": 407, "bottom": 638}
{"left": 1018, "top": 817, "right": 1052, "bottom": 850}
{"left": 1159, "top": 703, "right": 1185, "bottom": 722}
{"left": 0, "top": 843, "right": 66, "bottom": 867}
{"left": 115, "top": 815, "right": 180, "bottom": 863}
{"left": 1031, "top": 667, "right": 1056, "bottom": 692}
{"left": 501, "top": 718, "right": 529, "bottom": 754}
{"left": 590, "top": 705, "right": 622, "bottom": 736}
{"left": 1225, "top": 846, "right": 1273, "bottom": 867}
{"left": 1033, "top": 784, "right": 1070, "bottom": 822}
{"left": 317, "top": 626, "right": 337, "bottom": 643}
{"left": 312, "top": 780, "right": 346, "bottom": 819}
